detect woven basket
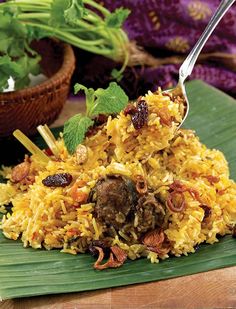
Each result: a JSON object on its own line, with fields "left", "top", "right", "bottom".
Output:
{"left": 0, "top": 39, "right": 75, "bottom": 138}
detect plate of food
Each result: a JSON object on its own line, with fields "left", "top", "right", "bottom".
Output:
{"left": 0, "top": 79, "right": 236, "bottom": 300}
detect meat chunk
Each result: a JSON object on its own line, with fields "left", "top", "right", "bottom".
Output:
{"left": 134, "top": 193, "right": 165, "bottom": 233}
{"left": 91, "top": 175, "right": 137, "bottom": 229}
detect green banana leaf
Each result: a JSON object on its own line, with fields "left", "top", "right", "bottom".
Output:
{"left": 0, "top": 80, "right": 236, "bottom": 300}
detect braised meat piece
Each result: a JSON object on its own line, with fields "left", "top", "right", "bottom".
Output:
{"left": 135, "top": 193, "right": 165, "bottom": 233}
{"left": 91, "top": 175, "right": 137, "bottom": 229}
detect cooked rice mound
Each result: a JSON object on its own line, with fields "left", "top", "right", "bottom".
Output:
{"left": 0, "top": 89, "right": 236, "bottom": 268}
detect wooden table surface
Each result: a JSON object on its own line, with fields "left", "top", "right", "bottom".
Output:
{"left": 1, "top": 99, "right": 236, "bottom": 309}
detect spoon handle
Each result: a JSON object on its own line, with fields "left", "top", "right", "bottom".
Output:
{"left": 179, "top": 0, "right": 235, "bottom": 83}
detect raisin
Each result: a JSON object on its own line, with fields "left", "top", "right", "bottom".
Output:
{"left": 124, "top": 104, "right": 137, "bottom": 116}
{"left": 131, "top": 100, "right": 148, "bottom": 130}
{"left": 42, "top": 173, "right": 72, "bottom": 187}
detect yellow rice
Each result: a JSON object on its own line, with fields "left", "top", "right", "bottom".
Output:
{"left": 0, "top": 88, "right": 236, "bottom": 264}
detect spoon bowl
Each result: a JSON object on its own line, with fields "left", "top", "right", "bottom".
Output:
{"left": 165, "top": 0, "right": 235, "bottom": 128}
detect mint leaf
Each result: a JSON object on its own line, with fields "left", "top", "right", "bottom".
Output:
{"left": 63, "top": 114, "right": 94, "bottom": 154}
{"left": 90, "top": 82, "right": 128, "bottom": 116}
{"left": 64, "top": 0, "right": 86, "bottom": 26}
{"left": 74, "top": 83, "right": 95, "bottom": 115}
{"left": 105, "top": 8, "right": 130, "bottom": 28}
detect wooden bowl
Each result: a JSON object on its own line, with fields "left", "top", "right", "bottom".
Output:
{"left": 0, "top": 38, "right": 76, "bottom": 138}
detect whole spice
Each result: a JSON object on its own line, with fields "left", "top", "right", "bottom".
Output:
{"left": 75, "top": 144, "right": 88, "bottom": 165}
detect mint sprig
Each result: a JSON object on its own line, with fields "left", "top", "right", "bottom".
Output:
{"left": 63, "top": 114, "right": 93, "bottom": 155}
{"left": 63, "top": 82, "right": 128, "bottom": 154}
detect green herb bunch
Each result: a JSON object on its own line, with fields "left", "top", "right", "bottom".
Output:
{"left": 0, "top": 0, "right": 130, "bottom": 91}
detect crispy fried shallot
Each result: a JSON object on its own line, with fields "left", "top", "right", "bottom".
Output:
{"left": 94, "top": 245, "right": 127, "bottom": 270}
{"left": 167, "top": 192, "right": 186, "bottom": 213}
{"left": 142, "top": 229, "right": 170, "bottom": 255}
{"left": 158, "top": 106, "right": 172, "bottom": 127}
{"left": 167, "top": 180, "right": 202, "bottom": 213}
{"left": 204, "top": 175, "right": 220, "bottom": 185}
{"left": 135, "top": 175, "right": 147, "bottom": 194}
{"left": 217, "top": 187, "right": 229, "bottom": 195}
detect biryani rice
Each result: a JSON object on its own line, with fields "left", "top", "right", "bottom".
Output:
{"left": 0, "top": 89, "right": 236, "bottom": 266}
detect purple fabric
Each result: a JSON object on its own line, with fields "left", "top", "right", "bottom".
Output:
{"left": 102, "top": 0, "right": 236, "bottom": 53}
{"left": 73, "top": 0, "right": 236, "bottom": 98}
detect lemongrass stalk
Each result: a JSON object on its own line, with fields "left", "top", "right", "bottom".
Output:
{"left": 37, "top": 125, "right": 60, "bottom": 157}
{"left": 13, "top": 130, "right": 49, "bottom": 163}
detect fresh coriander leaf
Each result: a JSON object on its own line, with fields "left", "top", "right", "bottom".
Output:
{"left": 0, "top": 73, "right": 10, "bottom": 92}
{"left": 0, "top": 53, "right": 41, "bottom": 91}
{"left": 111, "top": 68, "right": 123, "bottom": 82}
{"left": 90, "top": 82, "right": 128, "bottom": 116}
{"left": 0, "top": 55, "right": 22, "bottom": 91}
{"left": 64, "top": 0, "right": 86, "bottom": 26}
{"left": 0, "top": 36, "right": 13, "bottom": 54}
{"left": 27, "top": 26, "right": 53, "bottom": 41}
{"left": 0, "top": 10, "right": 42, "bottom": 91}
{"left": 2, "top": 3, "right": 21, "bottom": 17}
{"left": 105, "top": 8, "right": 130, "bottom": 28}
{"left": 14, "top": 55, "right": 40, "bottom": 88}
{"left": 50, "top": 0, "right": 70, "bottom": 26}
{"left": 74, "top": 83, "right": 95, "bottom": 116}
{"left": 27, "top": 56, "right": 41, "bottom": 76}
{"left": 14, "top": 75, "right": 30, "bottom": 90}
{"left": 63, "top": 114, "right": 94, "bottom": 154}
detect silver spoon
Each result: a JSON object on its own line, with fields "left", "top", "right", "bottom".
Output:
{"left": 168, "top": 0, "right": 236, "bottom": 128}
